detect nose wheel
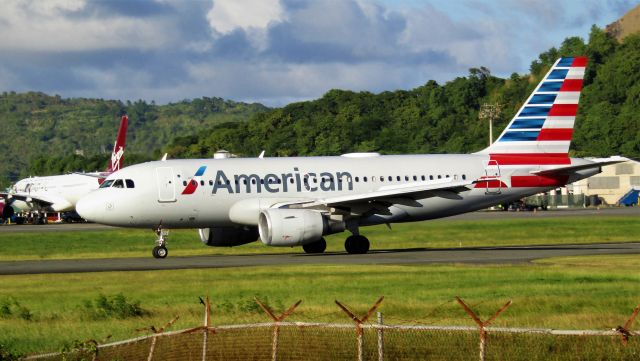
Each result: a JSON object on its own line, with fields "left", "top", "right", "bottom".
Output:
{"left": 152, "top": 225, "right": 169, "bottom": 259}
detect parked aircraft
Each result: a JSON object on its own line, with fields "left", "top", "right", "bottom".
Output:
{"left": 2, "top": 115, "right": 128, "bottom": 216}
{"left": 77, "top": 58, "right": 623, "bottom": 258}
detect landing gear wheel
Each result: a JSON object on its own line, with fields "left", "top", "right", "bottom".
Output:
{"left": 152, "top": 246, "right": 168, "bottom": 259}
{"left": 345, "top": 235, "right": 370, "bottom": 254}
{"left": 303, "top": 238, "right": 327, "bottom": 254}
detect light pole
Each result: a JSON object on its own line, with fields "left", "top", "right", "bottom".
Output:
{"left": 479, "top": 103, "right": 502, "bottom": 146}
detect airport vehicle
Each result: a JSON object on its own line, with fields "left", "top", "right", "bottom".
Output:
{"left": 77, "top": 58, "right": 623, "bottom": 258}
{"left": 2, "top": 115, "right": 128, "bottom": 214}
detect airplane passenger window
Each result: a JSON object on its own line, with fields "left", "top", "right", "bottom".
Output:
{"left": 438, "top": 175, "right": 442, "bottom": 179}
{"left": 396, "top": 176, "right": 401, "bottom": 181}
{"left": 462, "top": 175, "right": 467, "bottom": 180}
{"left": 421, "top": 175, "right": 425, "bottom": 181}
{"left": 430, "top": 175, "right": 434, "bottom": 180}
{"left": 355, "top": 177, "right": 359, "bottom": 182}
{"left": 200, "top": 180, "right": 205, "bottom": 186}
{"left": 183, "top": 181, "right": 187, "bottom": 186}
{"left": 413, "top": 175, "right": 417, "bottom": 181}
{"left": 379, "top": 176, "right": 384, "bottom": 182}
{"left": 388, "top": 176, "right": 392, "bottom": 182}
{"left": 125, "top": 179, "right": 135, "bottom": 188}
{"left": 363, "top": 176, "right": 368, "bottom": 182}
{"left": 405, "top": 176, "right": 409, "bottom": 181}
{"left": 446, "top": 175, "right": 450, "bottom": 178}
{"left": 100, "top": 180, "right": 114, "bottom": 188}
{"left": 209, "top": 180, "right": 214, "bottom": 186}
{"left": 113, "top": 179, "right": 124, "bottom": 188}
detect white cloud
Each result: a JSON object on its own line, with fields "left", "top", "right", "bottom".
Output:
{"left": 206, "top": 0, "right": 286, "bottom": 49}
{"left": 0, "top": 0, "right": 176, "bottom": 51}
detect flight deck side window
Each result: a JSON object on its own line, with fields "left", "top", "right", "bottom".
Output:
{"left": 113, "top": 179, "right": 124, "bottom": 188}
{"left": 125, "top": 179, "right": 135, "bottom": 188}
{"left": 100, "top": 180, "right": 114, "bottom": 188}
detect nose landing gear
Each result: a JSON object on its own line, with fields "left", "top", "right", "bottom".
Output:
{"left": 152, "top": 225, "right": 169, "bottom": 259}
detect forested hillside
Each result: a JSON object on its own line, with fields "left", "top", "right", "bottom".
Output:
{"left": 165, "top": 26, "right": 639, "bottom": 161}
{"left": 2, "top": 27, "right": 638, "bottom": 189}
{"left": 0, "top": 95, "right": 268, "bottom": 186}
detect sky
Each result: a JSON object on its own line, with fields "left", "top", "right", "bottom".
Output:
{"left": 0, "top": 0, "right": 634, "bottom": 107}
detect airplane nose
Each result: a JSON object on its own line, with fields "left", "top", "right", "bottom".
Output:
{"left": 76, "top": 193, "right": 104, "bottom": 223}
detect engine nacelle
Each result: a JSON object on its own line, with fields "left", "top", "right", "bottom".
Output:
{"left": 259, "top": 209, "right": 344, "bottom": 247}
{"left": 198, "top": 226, "right": 259, "bottom": 247}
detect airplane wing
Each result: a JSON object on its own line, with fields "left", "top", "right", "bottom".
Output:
{"left": 1, "top": 192, "right": 54, "bottom": 206}
{"left": 0, "top": 192, "right": 73, "bottom": 211}
{"left": 72, "top": 172, "right": 108, "bottom": 179}
{"left": 531, "top": 156, "right": 629, "bottom": 176}
{"left": 277, "top": 178, "right": 473, "bottom": 210}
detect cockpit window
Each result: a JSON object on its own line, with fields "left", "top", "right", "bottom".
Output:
{"left": 125, "top": 179, "right": 135, "bottom": 188}
{"left": 100, "top": 179, "right": 114, "bottom": 188}
{"left": 113, "top": 179, "right": 124, "bottom": 188}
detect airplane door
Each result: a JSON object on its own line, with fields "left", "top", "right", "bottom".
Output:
{"left": 484, "top": 160, "right": 502, "bottom": 195}
{"left": 156, "top": 167, "right": 176, "bottom": 203}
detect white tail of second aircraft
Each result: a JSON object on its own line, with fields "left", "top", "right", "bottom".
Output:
{"left": 477, "top": 57, "right": 588, "bottom": 162}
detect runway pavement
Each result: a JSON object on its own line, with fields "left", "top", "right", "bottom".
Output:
{"left": 1, "top": 242, "right": 639, "bottom": 275}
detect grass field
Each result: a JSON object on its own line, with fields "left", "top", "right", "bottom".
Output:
{"left": 0, "top": 212, "right": 639, "bottom": 356}
{"left": 0, "top": 215, "right": 638, "bottom": 260}
{"left": 1, "top": 255, "right": 639, "bottom": 355}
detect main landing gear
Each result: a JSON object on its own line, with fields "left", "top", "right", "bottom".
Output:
{"left": 344, "top": 234, "right": 369, "bottom": 254}
{"left": 152, "top": 225, "right": 168, "bottom": 259}
{"left": 301, "top": 234, "right": 370, "bottom": 254}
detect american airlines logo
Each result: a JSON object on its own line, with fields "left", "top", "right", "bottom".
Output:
{"left": 181, "top": 166, "right": 354, "bottom": 195}
{"left": 182, "top": 166, "right": 207, "bottom": 195}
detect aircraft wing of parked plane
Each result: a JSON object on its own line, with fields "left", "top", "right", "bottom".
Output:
{"left": 77, "top": 57, "right": 627, "bottom": 259}
{"left": 1, "top": 115, "right": 128, "bottom": 215}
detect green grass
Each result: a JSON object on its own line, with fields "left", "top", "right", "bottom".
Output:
{"left": 1, "top": 255, "right": 640, "bottom": 355}
{"left": 0, "top": 215, "right": 638, "bottom": 260}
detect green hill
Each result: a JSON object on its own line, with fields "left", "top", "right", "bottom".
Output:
{"left": 2, "top": 26, "right": 639, "bottom": 189}
{"left": 165, "top": 26, "right": 639, "bottom": 162}
{"left": 0, "top": 94, "right": 268, "bottom": 187}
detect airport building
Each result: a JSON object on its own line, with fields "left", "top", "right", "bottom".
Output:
{"left": 570, "top": 159, "right": 640, "bottom": 205}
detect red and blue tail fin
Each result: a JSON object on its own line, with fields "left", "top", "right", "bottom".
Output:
{"left": 478, "top": 57, "right": 587, "bottom": 163}
{"left": 107, "top": 115, "right": 128, "bottom": 173}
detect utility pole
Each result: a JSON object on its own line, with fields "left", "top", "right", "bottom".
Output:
{"left": 479, "top": 103, "right": 502, "bottom": 146}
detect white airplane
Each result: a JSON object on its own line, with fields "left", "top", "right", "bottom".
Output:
{"left": 77, "top": 57, "right": 623, "bottom": 258}
{"left": 2, "top": 115, "right": 128, "bottom": 217}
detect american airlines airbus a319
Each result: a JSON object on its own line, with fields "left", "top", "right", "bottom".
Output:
{"left": 77, "top": 58, "right": 623, "bottom": 258}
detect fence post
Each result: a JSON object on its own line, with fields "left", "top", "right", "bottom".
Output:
{"left": 255, "top": 297, "right": 302, "bottom": 361}
{"left": 335, "top": 296, "right": 384, "bottom": 361}
{"left": 136, "top": 316, "right": 179, "bottom": 361}
{"left": 202, "top": 296, "right": 211, "bottom": 361}
{"left": 455, "top": 296, "right": 512, "bottom": 361}
{"left": 614, "top": 304, "right": 639, "bottom": 346}
{"left": 377, "top": 312, "right": 384, "bottom": 361}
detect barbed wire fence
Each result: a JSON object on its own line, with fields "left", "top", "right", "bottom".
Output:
{"left": 23, "top": 297, "right": 640, "bottom": 361}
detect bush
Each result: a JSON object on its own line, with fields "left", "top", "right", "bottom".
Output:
{"left": 0, "top": 298, "right": 33, "bottom": 321}
{"left": 81, "top": 294, "right": 148, "bottom": 320}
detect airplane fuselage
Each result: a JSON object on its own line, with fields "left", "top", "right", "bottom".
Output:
{"left": 76, "top": 153, "right": 598, "bottom": 229}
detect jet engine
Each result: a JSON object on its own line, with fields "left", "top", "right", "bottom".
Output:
{"left": 258, "top": 209, "right": 344, "bottom": 247}
{"left": 198, "top": 226, "right": 259, "bottom": 247}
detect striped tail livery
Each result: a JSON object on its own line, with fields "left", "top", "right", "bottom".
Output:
{"left": 478, "top": 57, "right": 587, "bottom": 165}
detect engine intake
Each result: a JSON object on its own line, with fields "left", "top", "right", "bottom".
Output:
{"left": 258, "top": 209, "right": 344, "bottom": 247}
{"left": 198, "top": 226, "right": 258, "bottom": 247}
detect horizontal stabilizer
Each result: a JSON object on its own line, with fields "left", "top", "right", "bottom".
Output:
{"left": 531, "top": 156, "right": 629, "bottom": 176}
